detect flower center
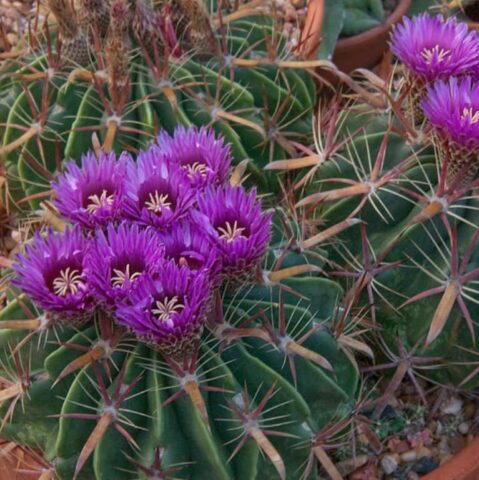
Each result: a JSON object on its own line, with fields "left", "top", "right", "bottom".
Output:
{"left": 184, "top": 162, "right": 208, "bottom": 178}
{"left": 152, "top": 296, "right": 184, "bottom": 322}
{"left": 144, "top": 190, "right": 172, "bottom": 213}
{"left": 420, "top": 45, "right": 451, "bottom": 65}
{"left": 52, "top": 267, "right": 84, "bottom": 296}
{"left": 111, "top": 264, "right": 142, "bottom": 287}
{"left": 461, "top": 107, "right": 479, "bottom": 124}
{"left": 217, "top": 220, "right": 247, "bottom": 243}
{"left": 86, "top": 189, "right": 114, "bottom": 214}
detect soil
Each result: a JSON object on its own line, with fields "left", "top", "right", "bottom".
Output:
{"left": 321, "top": 376, "right": 479, "bottom": 480}
{"left": 0, "top": 0, "right": 36, "bottom": 53}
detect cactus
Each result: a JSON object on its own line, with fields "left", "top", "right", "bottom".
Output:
{"left": 0, "top": 220, "right": 360, "bottom": 480}
{"left": 0, "top": 0, "right": 315, "bottom": 208}
{"left": 0, "top": 129, "right": 362, "bottom": 479}
{"left": 267, "top": 64, "right": 479, "bottom": 388}
{"left": 341, "top": 0, "right": 385, "bottom": 37}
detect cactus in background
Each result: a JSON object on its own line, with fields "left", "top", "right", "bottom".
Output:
{"left": 341, "top": 0, "right": 385, "bottom": 37}
{"left": 0, "top": 0, "right": 316, "bottom": 208}
{"left": 0, "top": 130, "right": 361, "bottom": 480}
{"left": 268, "top": 14, "right": 479, "bottom": 389}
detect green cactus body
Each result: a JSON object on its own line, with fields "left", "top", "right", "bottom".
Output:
{"left": 295, "top": 104, "right": 479, "bottom": 388}
{"left": 0, "top": 225, "right": 359, "bottom": 479}
{"left": 0, "top": 1, "right": 315, "bottom": 208}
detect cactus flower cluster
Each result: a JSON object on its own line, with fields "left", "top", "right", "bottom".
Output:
{"left": 13, "top": 127, "right": 272, "bottom": 354}
{"left": 392, "top": 14, "right": 479, "bottom": 184}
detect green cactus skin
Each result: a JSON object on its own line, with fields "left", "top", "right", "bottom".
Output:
{"left": 341, "top": 0, "right": 384, "bottom": 37}
{"left": 292, "top": 101, "right": 479, "bottom": 389}
{"left": 0, "top": 216, "right": 359, "bottom": 480}
{"left": 0, "top": 2, "right": 315, "bottom": 209}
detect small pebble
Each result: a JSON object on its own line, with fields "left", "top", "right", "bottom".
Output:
{"left": 413, "top": 457, "right": 439, "bottom": 474}
{"left": 400, "top": 450, "right": 417, "bottom": 463}
{"left": 435, "top": 421, "right": 444, "bottom": 435}
{"left": 438, "top": 436, "right": 450, "bottom": 454}
{"left": 417, "top": 446, "right": 431, "bottom": 459}
{"left": 463, "top": 402, "right": 476, "bottom": 420}
{"left": 336, "top": 455, "right": 368, "bottom": 476}
{"left": 440, "top": 396, "right": 463, "bottom": 416}
{"left": 458, "top": 421, "right": 470, "bottom": 435}
{"left": 380, "top": 454, "right": 399, "bottom": 474}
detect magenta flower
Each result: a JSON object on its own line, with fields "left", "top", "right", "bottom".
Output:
{"left": 422, "top": 76, "right": 479, "bottom": 183}
{"left": 156, "top": 126, "right": 232, "bottom": 188}
{"left": 84, "top": 223, "right": 165, "bottom": 307}
{"left": 195, "top": 186, "right": 272, "bottom": 278}
{"left": 157, "top": 221, "right": 221, "bottom": 286}
{"left": 116, "top": 262, "right": 211, "bottom": 354}
{"left": 52, "top": 151, "right": 127, "bottom": 229}
{"left": 12, "top": 228, "right": 93, "bottom": 321}
{"left": 422, "top": 76, "right": 479, "bottom": 148}
{"left": 122, "top": 147, "right": 195, "bottom": 230}
{"left": 391, "top": 14, "right": 479, "bottom": 82}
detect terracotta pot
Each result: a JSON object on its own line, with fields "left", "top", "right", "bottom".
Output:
{"left": 0, "top": 441, "right": 45, "bottom": 480}
{"left": 421, "top": 436, "right": 479, "bottom": 480}
{"left": 300, "top": 0, "right": 411, "bottom": 72}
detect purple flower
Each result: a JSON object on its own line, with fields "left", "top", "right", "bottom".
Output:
{"left": 52, "top": 151, "right": 127, "bottom": 229}
{"left": 156, "top": 126, "right": 231, "bottom": 188}
{"left": 12, "top": 227, "right": 93, "bottom": 320}
{"left": 84, "top": 223, "right": 165, "bottom": 307}
{"left": 116, "top": 262, "right": 211, "bottom": 353}
{"left": 422, "top": 76, "right": 479, "bottom": 149}
{"left": 123, "top": 147, "right": 195, "bottom": 230}
{"left": 195, "top": 186, "right": 272, "bottom": 278}
{"left": 390, "top": 14, "right": 479, "bottom": 82}
{"left": 157, "top": 221, "right": 221, "bottom": 286}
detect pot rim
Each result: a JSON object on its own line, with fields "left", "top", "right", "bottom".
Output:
{"left": 299, "top": 0, "right": 411, "bottom": 59}
{"left": 336, "top": 0, "right": 412, "bottom": 49}
{"left": 421, "top": 436, "right": 479, "bottom": 480}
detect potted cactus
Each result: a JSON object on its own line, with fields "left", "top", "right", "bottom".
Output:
{"left": 301, "top": 0, "right": 412, "bottom": 72}
{"left": 301, "top": 0, "right": 445, "bottom": 74}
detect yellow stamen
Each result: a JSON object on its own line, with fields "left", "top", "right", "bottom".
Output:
{"left": 217, "top": 221, "right": 247, "bottom": 243}
{"left": 152, "top": 296, "right": 184, "bottom": 322}
{"left": 144, "top": 191, "right": 171, "bottom": 213}
{"left": 420, "top": 45, "right": 451, "bottom": 65}
{"left": 53, "top": 267, "right": 83, "bottom": 296}
{"left": 184, "top": 162, "right": 208, "bottom": 178}
{"left": 111, "top": 264, "right": 141, "bottom": 287}
{"left": 86, "top": 190, "right": 114, "bottom": 214}
{"left": 461, "top": 106, "right": 479, "bottom": 124}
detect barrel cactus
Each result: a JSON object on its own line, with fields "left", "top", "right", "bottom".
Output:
{"left": 0, "top": 130, "right": 359, "bottom": 479}
{"left": 0, "top": 0, "right": 315, "bottom": 208}
{"left": 270, "top": 14, "right": 479, "bottom": 388}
